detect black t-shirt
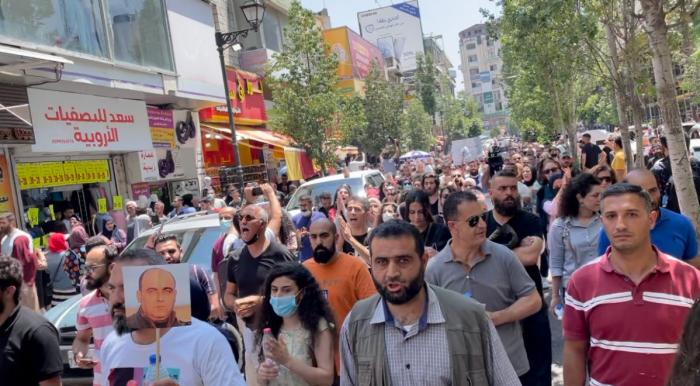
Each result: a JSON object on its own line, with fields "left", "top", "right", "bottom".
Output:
{"left": 486, "top": 210, "right": 545, "bottom": 297}
{"left": 421, "top": 222, "right": 451, "bottom": 252}
{"left": 0, "top": 305, "right": 63, "bottom": 385}
{"left": 582, "top": 143, "right": 602, "bottom": 169}
{"left": 189, "top": 264, "right": 213, "bottom": 321}
{"left": 228, "top": 240, "right": 296, "bottom": 298}
{"left": 343, "top": 232, "right": 369, "bottom": 256}
{"left": 429, "top": 199, "right": 439, "bottom": 217}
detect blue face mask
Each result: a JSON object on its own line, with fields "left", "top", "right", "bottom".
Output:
{"left": 269, "top": 293, "right": 300, "bottom": 317}
{"left": 219, "top": 219, "right": 232, "bottom": 231}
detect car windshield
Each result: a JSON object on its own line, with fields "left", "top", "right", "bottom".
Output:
{"left": 287, "top": 177, "right": 366, "bottom": 210}
{"left": 44, "top": 294, "right": 82, "bottom": 329}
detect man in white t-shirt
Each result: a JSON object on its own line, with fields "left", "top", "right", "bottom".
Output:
{"left": 101, "top": 248, "right": 245, "bottom": 386}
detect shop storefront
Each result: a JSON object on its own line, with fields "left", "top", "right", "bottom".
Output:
{"left": 11, "top": 88, "right": 152, "bottom": 235}
{"left": 199, "top": 67, "right": 314, "bottom": 192}
{"left": 123, "top": 107, "right": 203, "bottom": 211}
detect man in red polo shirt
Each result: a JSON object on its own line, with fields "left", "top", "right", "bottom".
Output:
{"left": 563, "top": 183, "right": 700, "bottom": 386}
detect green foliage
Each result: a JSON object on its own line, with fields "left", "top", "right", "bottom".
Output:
{"left": 402, "top": 99, "right": 434, "bottom": 151}
{"left": 439, "top": 92, "right": 483, "bottom": 143}
{"left": 415, "top": 54, "right": 439, "bottom": 118}
{"left": 267, "top": 1, "right": 352, "bottom": 173}
{"left": 344, "top": 65, "right": 404, "bottom": 157}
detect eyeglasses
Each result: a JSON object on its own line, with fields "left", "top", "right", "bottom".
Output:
{"left": 456, "top": 212, "right": 488, "bottom": 227}
{"left": 85, "top": 264, "right": 106, "bottom": 272}
{"left": 240, "top": 214, "right": 261, "bottom": 223}
{"left": 543, "top": 168, "right": 560, "bottom": 175}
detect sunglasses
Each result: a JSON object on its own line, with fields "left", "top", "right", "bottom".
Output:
{"left": 455, "top": 212, "right": 488, "bottom": 227}
{"left": 240, "top": 214, "right": 260, "bottom": 222}
{"left": 543, "top": 168, "right": 560, "bottom": 175}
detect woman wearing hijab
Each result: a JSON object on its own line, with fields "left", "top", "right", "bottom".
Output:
{"left": 100, "top": 215, "right": 127, "bottom": 252}
{"left": 46, "top": 232, "right": 78, "bottom": 307}
{"left": 68, "top": 215, "right": 89, "bottom": 252}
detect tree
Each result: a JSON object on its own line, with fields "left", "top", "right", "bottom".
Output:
{"left": 402, "top": 99, "right": 434, "bottom": 151}
{"left": 267, "top": 1, "right": 352, "bottom": 173}
{"left": 439, "top": 92, "right": 483, "bottom": 145}
{"left": 639, "top": 0, "right": 700, "bottom": 238}
{"left": 415, "top": 54, "right": 439, "bottom": 120}
{"left": 344, "top": 65, "right": 403, "bottom": 157}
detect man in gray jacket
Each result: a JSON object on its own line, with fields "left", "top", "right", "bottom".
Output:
{"left": 340, "top": 220, "right": 520, "bottom": 386}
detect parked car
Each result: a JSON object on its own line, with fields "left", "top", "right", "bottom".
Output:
{"left": 44, "top": 212, "right": 223, "bottom": 379}
{"left": 285, "top": 170, "right": 385, "bottom": 217}
{"left": 690, "top": 139, "right": 700, "bottom": 160}
{"left": 687, "top": 123, "right": 700, "bottom": 139}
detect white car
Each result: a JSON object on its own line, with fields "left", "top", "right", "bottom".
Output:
{"left": 690, "top": 139, "right": 700, "bottom": 160}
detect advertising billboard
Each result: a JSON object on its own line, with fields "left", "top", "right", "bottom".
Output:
{"left": 324, "top": 27, "right": 386, "bottom": 82}
{"left": 358, "top": 0, "right": 425, "bottom": 73}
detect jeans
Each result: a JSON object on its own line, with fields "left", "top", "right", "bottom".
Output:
{"left": 519, "top": 306, "right": 552, "bottom": 386}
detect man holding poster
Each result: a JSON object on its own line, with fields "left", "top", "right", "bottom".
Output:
{"left": 100, "top": 248, "right": 245, "bottom": 386}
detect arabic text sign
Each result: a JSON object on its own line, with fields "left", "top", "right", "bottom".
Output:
{"left": 147, "top": 107, "right": 176, "bottom": 149}
{"left": 16, "top": 160, "right": 111, "bottom": 190}
{"left": 28, "top": 89, "right": 152, "bottom": 152}
{"left": 358, "top": 0, "right": 425, "bottom": 72}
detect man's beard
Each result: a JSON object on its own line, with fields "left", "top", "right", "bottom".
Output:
{"left": 494, "top": 195, "right": 520, "bottom": 217}
{"left": 85, "top": 273, "right": 108, "bottom": 291}
{"left": 312, "top": 243, "right": 336, "bottom": 264}
{"left": 373, "top": 269, "right": 424, "bottom": 305}
{"left": 111, "top": 303, "right": 131, "bottom": 336}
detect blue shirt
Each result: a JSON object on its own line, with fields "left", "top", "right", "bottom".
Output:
{"left": 292, "top": 211, "right": 326, "bottom": 261}
{"left": 597, "top": 208, "right": 698, "bottom": 260}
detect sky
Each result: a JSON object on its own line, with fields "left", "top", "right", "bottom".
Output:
{"left": 299, "top": 0, "right": 500, "bottom": 92}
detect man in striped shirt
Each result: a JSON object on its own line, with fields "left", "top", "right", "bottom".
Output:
{"left": 73, "top": 240, "right": 117, "bottom": 386}
{"left": 564, "top": 183, "right": 700, "bottom": 386}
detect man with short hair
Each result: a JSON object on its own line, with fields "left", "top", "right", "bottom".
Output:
{"left": 223, "top": 204, "right": 295, "bottom": 382}
{"left": 304, "top": 218, "right": 376, "bottom": 375}
{"left": 152, "top": 200, "right": 168, "bottom": 225}
{"left": 225, "top": 185, "right": 242, "bottom": 208}
{"left": 101, "top": 248, "right": 246, "bottom": 385}
{"left": 340, "top": 221, "right": 520, "bottom": 386}
{"left": 292, "top": 195, "right": 326, "bottom": 261}
{"left": 580, "top": 133, "right": 602, "bottom": 170}
{"left": 422, "top": 173, "right": 440, "bottom": 216}
{"left": 0, "top": 212, "right": 37, "bottom": 310}
{"left": 154, "top": 233, "right": 224, "bottom": 321}
{"left": 318, "top": 192, "right": 333, "bottom": 218}
{"left": 73, "top": 238, "right": 117, "bottom": 386}
{"left": 486, "top": 169, "right": 552, "bottom": 386}
{"left": 597, "top": 168, "right": 699, "bottom": 268}
{"left": 564, "top": 183, "right": 700, "bottom": 386}
{"left": 427, "top": 191, "right": 541, "bottom": 379}
{"left": 62, "top": 207, "right": 75, "bottom": 232}
{"left": 126, "top": 267, "right": 186, "bottom": 329}
{"left": 338, "top": 196, "right": 371, "bottom": 263}
{"left": 0, "top": 256, "right": 62, "bottom": 386}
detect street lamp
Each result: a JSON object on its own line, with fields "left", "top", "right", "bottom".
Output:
{"left": 215, "top": 0, "right": 266, "bottom": 193}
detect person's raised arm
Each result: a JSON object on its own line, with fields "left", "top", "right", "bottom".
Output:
{"left": 261, "top": 183, "right": 282, "bottom": 237}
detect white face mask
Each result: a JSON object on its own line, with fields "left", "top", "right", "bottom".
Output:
{"left": 382, "top": 213, "right": 395, "bottom": 223}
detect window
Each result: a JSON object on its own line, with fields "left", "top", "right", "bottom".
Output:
{"left": 107, "top": 0, "right": 173, "bottom": 70}
{"left": 469, "top": 68, "right": 479, "bottom": 78}
{"left": 490, "top": 64, "right": 497, "bottom": 71}
{"left": 471, "top": 82, "right": 479, "bottom": 89}
{"left": 0, "top": 0, "right": 109, "bottom": 58}
{"left": 468, "top": 55, "right": 478, "bottom": 63}
{"left": 262, "top": 9, "right": 282, "bottom": 52}
{"left": 466, "top": 43, "right": 476, "bottom": 50}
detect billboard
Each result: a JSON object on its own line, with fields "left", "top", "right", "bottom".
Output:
{"left": 358, "top": 1, "right": 425, "bottom": 73}
{"left": 324, "top": 27, "right": 386, "bottom": 82}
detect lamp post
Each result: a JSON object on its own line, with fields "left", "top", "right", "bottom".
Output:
{"left": 215, "top": 0, "right": 265, "bottom": 193}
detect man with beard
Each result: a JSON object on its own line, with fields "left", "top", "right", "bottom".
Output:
{"left": 340, "top": 221, "right": 520, "bottom": 386}
{"left": 597, "top": 169, "right": 699, "bottom": 268}
{"left": 101, "top": 248, "right": 245, "bottom": 385}
{"left": 73, "top": 237, "right": 117, "bottom": 386}
{"left": 303, "top": 218, "right": 376, "bottom": 378}
{"left": 154, "top": 234, "right": 223, "bottom": 321}
{"left": 467, "top": 160, "right": 482, "bottom": 189}
{"left": 223, "top": 204, "right": 295, "bottom": 382}
{"left": 486, "top": 168, "right": 552, "bottom": 386}
{"left": 0, "top": 256, "right": 63, "bottom": 386}
{"left": 292, "top": 195, "right": 326, "bottom": 261}
{"left": 427, "top": 191, "right": 541, "bottom": 379}
{"left": 422, "top": 173, "right": 440, "bottom": 216}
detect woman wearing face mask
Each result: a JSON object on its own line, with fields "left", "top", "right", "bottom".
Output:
{"left": 255, "top": 262, "right": 335, "bottom": 386}
{"left": 99, "top": 215, "right": 127, "bottom": 253}
{"left": 378, "top": 203, "right": 400, "bottom": 224}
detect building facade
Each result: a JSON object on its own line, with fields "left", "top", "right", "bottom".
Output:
{"left": 459, "top": 24, "right": 509, "bottom": 132}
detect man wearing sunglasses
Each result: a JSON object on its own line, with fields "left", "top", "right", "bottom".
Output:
{"left": 486, "top": 168, "right": 552, "bottom": 386}
{"left": 154, "top": 233, "right": 223, "bottom": 322}
{"left": 427, "top": 191, "right": 541, "bottom": 379}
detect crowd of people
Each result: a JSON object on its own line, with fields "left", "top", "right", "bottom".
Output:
{"left": 2, "top": 133, "right": 700, "bottom": 386}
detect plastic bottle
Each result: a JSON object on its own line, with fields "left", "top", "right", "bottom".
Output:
{"left": 144, "top": 353, "right": 169, "bottom": 384}
{"left": 554, "top": 304, "right": 564, "bottom": 320}
{"left": 262, "top": 328, "right": 275, "bottom": 365}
